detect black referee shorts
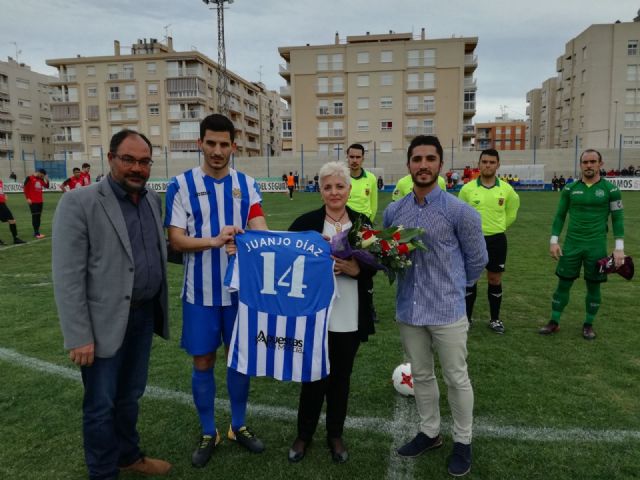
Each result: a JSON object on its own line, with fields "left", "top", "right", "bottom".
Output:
{"left": 0, "top": 203, "right": 14, "bottom": 222}
{"left": 484, "top": 232, "right": 507, "bottom": 273}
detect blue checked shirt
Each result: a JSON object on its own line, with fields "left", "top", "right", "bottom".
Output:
{"left": 383, "top": 187, "right": 488, "bottom": 326}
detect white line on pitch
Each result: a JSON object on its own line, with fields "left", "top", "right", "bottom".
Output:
{"left": 2, "top": 347, "right": 640, "bottom": 444}
{"left": 387, "top": 395, "right": 417, "bottom": 480}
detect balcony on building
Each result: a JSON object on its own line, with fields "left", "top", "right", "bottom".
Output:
{"left": 462, "top": 124, "right": 475, "bottom": 136}
{"left": 463, "top": 101, "right": 476, "bottom": 113}
{"left": 168, "top": 108, "right": 206, "bottom": 121}
{"left": 278, "top": 63, "right": 290, "bottom": 79}
{"left": 405, "top": 126, "right": 435, "bottom": 136}
{"left": 317, "top": 128, "right": 344, "bottom": 139}
{"left": 245, "top": 124, "right": 260, "bottom": 135}
{"left": 464, "top": 54, "right": 478, "bottom": 72}
{"left": 0, "top": 120, "right": 11, "bottom": 132}
{"left": 169, "top": 132, "right": 199, "bottom": 141}
{"left": 282, "top": 130, "right": 292, "bottom": 138}
{"left": 279, "top": 85, "right": 291, "bottom": 101}
{"left": 244, "top": 105, "right": 259, "bottom": 120}
{"left": 406, "top": 81, "right": 435, "bottom": 92}
{"left": 315, "top": 85, "right": 344, "bottom": 95}
{"left": 317, "top": 106, "right": 345, "bottom": 117}
{"left": 53, "top": 133, "right": 82, "bottom": 144}
{"left": 405, "top": 103, "right": 436, "bottom": 114}
{"left": 0, "top": 80, "right": 8, "bottom": 94}
{"left": 463, "top": 77, "right": 477, "bottom": 89}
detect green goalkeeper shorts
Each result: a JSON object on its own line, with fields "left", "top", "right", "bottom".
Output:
{"left": 556, "top": 239, "right": 607, "bottom": 282}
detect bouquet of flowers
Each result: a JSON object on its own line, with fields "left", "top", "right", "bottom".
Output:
{"left": 330, "top": 217, "right": 427, "bottom": 284}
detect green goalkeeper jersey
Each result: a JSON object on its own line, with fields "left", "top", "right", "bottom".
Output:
{"left": 551, "top": 178, "right": 624, "bottom": 243}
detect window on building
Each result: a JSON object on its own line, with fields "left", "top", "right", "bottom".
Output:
{"left": 89, "top": 127, "right": 100, "bottom": 137}
{"left": 380, "top": 73, "right": 393, "bottom": 86}
{"left": 464, "top": 90, "right": 476, "bottom": 110}
{"left": 357, "top": 52, "right": 369, "bottom": 64}
{"left": 124, "top": 85, "right": 136, "bottom": 99}
{"left": 318, "top": 121, "right": 329, "bottom": 137}
{"left": 624, "top": 112, "right": 640, "bottom": 128}
{"left": 423, "top": 119, "right": 434, "bottom": 134}
{"left": 318, "top": 143, "right": 329, "bottom": 154}
{"left": 317, "top": 77, "right": 328, "bottom": 93}
{"left": 332, "top": 100, "right": 343, "bottom": 115}
{"left": 381, "top": 51, "right": 393, "bottom": 63}
{"left": 147, "top": 62, "right": 157, "bottom": 74}
{"left": 380, "top": 96, "right": 393, "bottom": 109}
{"left": 16, "top": 78, "right": 29, "bottom": 90}
{"left": 424, "top": 49, "right": 436, "bottom": 66}
{"left": 407, "top": 50, "right": 419, "bottom": 67}
{"left": 148, "top": 104, "right": 159, "bottom": 116}
{"left": 357, "top": 97, "right": 369, "bottom": 109}
{"left": 147, "top": 83, "right": 158, "bottom": 95}
{"left": 380, "top": 141, "right": 392, "bottom": 153}
{"left": 332, "top": 54, "right": 343, "bottom": 70}
{"left": 628, "top": 40, "right": 638, "bottom": 56}
{"left": 150, "top": 125, "right": 161, "bottom": 136}
{"left": 407, "top": 96, "right": 419, "bottom": 111}
{"left": 318, "top": 99, "right": 329, "bottom": 115}
{"left": 17, "top": 99, "right": 31, "bottom": 108}
{"left": 505, "top": 127, "right": 511, "bottom": 135}
{"left": 110, "top": 86, "right": 120, "bottom": 100}
{"left": 380, "top": 120, "right": 393, "bottom": 131}
{"left": 357, "top": 75, "right": 369, "bottom": 87}
{"left": 407, "top": 72, "right": 419, "bottom": 89}
{"left": 19, "top": 115, "right": 32, "bottom": 125}
{"left": 424, "top": 73, "right": 435, "bottom": 89}
{"left": 87, "top": 105, "right": 100, "bottom": 121}
{"left": 424, "top": 95, "right": 435, "bottom": 112}
{"left": 496, "top": 127, "right": 502, "bottom": 134}
{"left": 626, "top": 88, "right": 640, "bottom": 105}
{"left": 86, "top": 66, "right": 96, "bottom": 76}
{"left": 627, "top": 64, "right": 640, "bottom": 81}
{"left": 357, "top": 120, "right": 369, "bottom": 132}
{"left": 317, "top": 54, "right": 328, "bottom": 71}
{"left": 20, "top": 134, "right": 34, "bottom": 143}
{"left": 332, "top": 76, "right": 343, "bottom": 92}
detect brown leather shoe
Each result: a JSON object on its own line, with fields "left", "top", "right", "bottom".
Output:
{"left": 120, "top": 456, "right": 172, "bottom": 476}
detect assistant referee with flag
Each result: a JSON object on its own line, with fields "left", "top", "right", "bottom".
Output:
{"left": 458, "top": 149, "right": 520, "bottom": 333}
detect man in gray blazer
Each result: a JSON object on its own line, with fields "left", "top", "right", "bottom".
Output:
{"left": 53, "top": 130, "right": 171, "bottom": 480}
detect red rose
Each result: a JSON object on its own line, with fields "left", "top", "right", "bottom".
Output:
{"left": 393, "top": 231, "right": 401, "bottom": 241}
{"left": 398, "top": 243, "right": 409, "bottom": 255}
{"left": 381, "top": 240, "right": 391, "bottom": 254}
{"left": 362, "top": 229, "right": 375, "bottom": 240}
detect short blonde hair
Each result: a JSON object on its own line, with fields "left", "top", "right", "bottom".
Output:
{"left": 318, "top": 161, "right": 351, "bottom": 188}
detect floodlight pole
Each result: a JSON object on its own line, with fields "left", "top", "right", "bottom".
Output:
{"left": 202, "top": 0, "right": 233, "bottom": 116}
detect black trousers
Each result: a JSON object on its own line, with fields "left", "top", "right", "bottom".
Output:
{"left": 296, "top": 330, "right": 360, "bottom": 441}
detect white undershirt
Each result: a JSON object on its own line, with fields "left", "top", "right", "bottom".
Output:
{"left": 323, "top": 219, "right": 359, "bottom": 332}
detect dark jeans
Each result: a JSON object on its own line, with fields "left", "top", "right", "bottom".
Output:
{"left": 80, "top": 302, "right": 154, "bottom": 480}
{"left": 297, "top": 330, "right": 360, "bottom": 441}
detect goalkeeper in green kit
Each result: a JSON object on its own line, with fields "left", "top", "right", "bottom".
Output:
{"left": 539, "top": 149, "right": 625, "bottom": 340}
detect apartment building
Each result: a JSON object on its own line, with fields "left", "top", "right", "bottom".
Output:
{"left": 278, "top": 29, "right": 478, "bottom": 156}
{"left": 526, "top": 76, "right": 558, "bottom": 149}
{"left": 46, "top": 37, "right": 279, "bottom": 166}
{"left": 475, "top": 116, "right": 526, "bottom": 151}
{"left": 0, "top": 57, "right": 55, "bottom": 169}
{"left": 527, "top": 17, "right": 640, "bottom": 149}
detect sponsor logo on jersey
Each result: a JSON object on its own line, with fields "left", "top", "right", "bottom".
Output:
{"left": 498, "top": 198, "right": 504, "bottom": 206}
{"left": 255, "top": 330, "right": 304, "bottom": 353}
{"left": 571, "top": 190, "right": 584, "bottom": 195}
{"left": 595, "top": 189, "right": 604, "bottom": 197}
{"left": 365, "top": 188, "right": 370, "bottom": 196}
{"left": 232, "top": 187, "right": 242, "bottom": 198}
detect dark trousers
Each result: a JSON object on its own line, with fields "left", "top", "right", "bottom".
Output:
{"left": 296, "top": 330, "right": 360, "bottom": 441}
{"left": 29, "top": 202, "right": 43, "bottom": 234}
{"left": 80, "top": 303, "right": 154, "bottom": 480}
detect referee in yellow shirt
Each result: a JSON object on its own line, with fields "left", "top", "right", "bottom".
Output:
{"left": 458, "top": 149, "right": 520, "bottom": 333}
{"left": 346, "top": 143, "right": 378, "bottom": 223}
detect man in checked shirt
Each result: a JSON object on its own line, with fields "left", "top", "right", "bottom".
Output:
{"left": 384, "top": 135, "right": 487, "bottom": 477}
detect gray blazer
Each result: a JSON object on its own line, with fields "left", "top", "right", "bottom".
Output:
{"left": 52, "top": 179, "right": 169, "bottom": 358}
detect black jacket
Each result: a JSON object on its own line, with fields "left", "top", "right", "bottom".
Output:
{"left": 289, "top": 205, "right": 376, "bottom": 342}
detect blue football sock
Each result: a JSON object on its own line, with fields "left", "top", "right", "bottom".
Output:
{"left": 192, "top": 367, "right": 216, "bottom": 435}
{"left": 227, "top": 367, "right": 250, "bottom": 431}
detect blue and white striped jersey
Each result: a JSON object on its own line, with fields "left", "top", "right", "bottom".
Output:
{"left": 226, "top": 230, "right": 336, "bottom": 382}
{"left": 165, "top": 167, "right": 262, "bottom": 306}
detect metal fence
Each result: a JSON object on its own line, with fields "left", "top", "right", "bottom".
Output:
{"left": 3, "top": 146, "right": 640, "bottom": 183}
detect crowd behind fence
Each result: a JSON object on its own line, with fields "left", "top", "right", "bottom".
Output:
{"left": 3, "top": 147, "right": 640, "bottom": 184}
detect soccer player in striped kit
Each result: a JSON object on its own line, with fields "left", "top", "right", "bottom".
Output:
{"left": 166, "top": 114, "right": 268, "bottom": 468}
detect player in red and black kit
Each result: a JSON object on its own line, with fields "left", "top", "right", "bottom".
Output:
{"left": 60, "top": 168, "right": 84, "bottom": 192}
{"left": 80, "top": 163, "right": 91, "bottom": 186}
{"left": 0, "top": 179, "right": 25, "bottom": 245}
{"left": 23, "top": 168, "right": 49, "bottom": 239}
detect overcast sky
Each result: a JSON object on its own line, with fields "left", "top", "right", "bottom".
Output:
{"left": 2, "top": 0, "right": 639, "bottom": 121}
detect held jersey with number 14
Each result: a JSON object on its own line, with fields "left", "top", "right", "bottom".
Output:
{"left": 225, "top": 230, "right": 335, "bottom": 382}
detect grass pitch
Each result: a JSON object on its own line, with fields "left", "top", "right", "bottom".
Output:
{"left": 1, "top": 190, "right": 639, "bottom": 479}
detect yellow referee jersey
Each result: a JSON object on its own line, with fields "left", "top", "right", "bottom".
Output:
{"left": 347, "top": 169, "right": 378, "bottom": 221}
{"left": 391, "top": 174, "right": 446, "bottom": 201}
{"left": 458, "top": 178, "right": 520, "bottom": 235}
